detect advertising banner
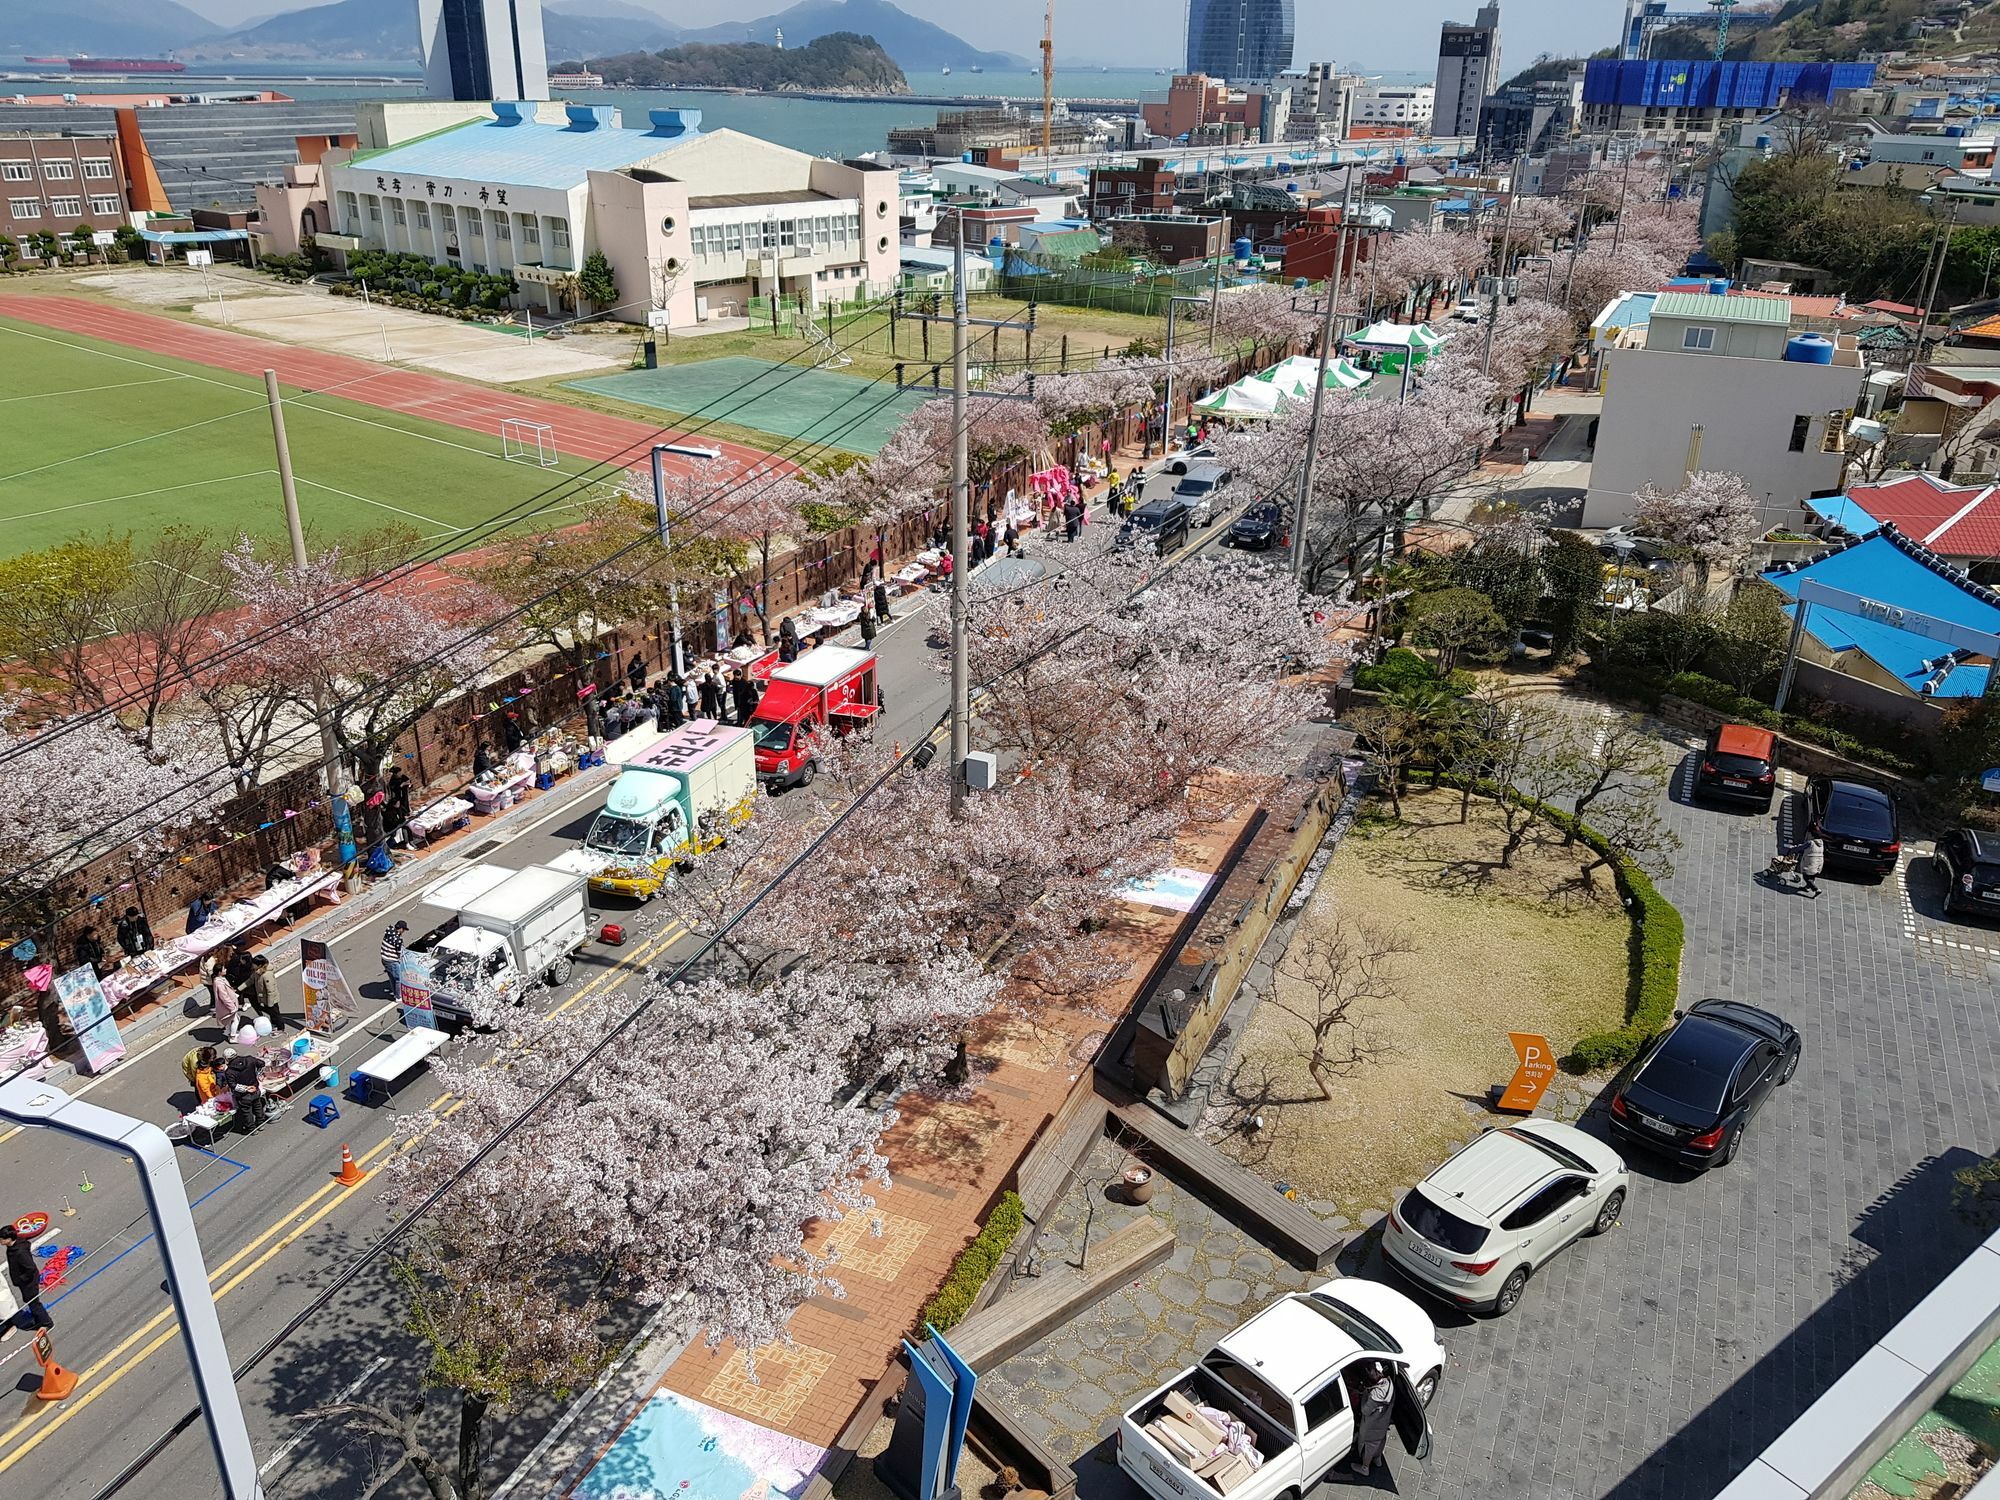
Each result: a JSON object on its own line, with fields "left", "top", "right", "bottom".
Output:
{"left": 299, "top": 937, "right": 359, "bottom": 1036}
{"left": 53, "top": 964, "right": 124, "bottom": 1074}
{"left": 394, "top": 950, "right": 436, "bottom": 1031}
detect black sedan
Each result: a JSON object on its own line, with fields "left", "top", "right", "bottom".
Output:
{"left": 1936, "top": 828, "right": 2000, "bottom": 919}
{"left": 1226, "top": 501, "right": 1286, "bottom": 551}
{"left": 1609, "top": 1000, "right": 1801, "bottom": 1169}
{"left": 1806, "top": 777, "right": 1902, "bottom": 879}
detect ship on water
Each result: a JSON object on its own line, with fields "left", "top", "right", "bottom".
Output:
{"left": 27, "top": 55, "right": 189, "bottom": 73}
{"left": 941, "top": 65, "right": 952, "bottom": 76}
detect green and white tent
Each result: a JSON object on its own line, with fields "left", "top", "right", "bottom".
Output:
{"left": 1265, "top": 354, "right": 1372, "bottom": 396}
{"left": 1193, "top": 376, "right": 1283, "bottom": 419}
{"left": 1349, "top": 320, "right": 1446, "bottom": 354}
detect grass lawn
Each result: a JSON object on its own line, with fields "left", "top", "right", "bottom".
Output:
{"left": 0, "top": 315, "right": 615, "bottom": 560}
{"left": 1216, "top": 789, "right": 1630, "bottom": 1217}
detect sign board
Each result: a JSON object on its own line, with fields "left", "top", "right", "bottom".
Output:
{"left": 91, "top": 230, "right": 114, "bottom": 248}
{"left": 1496, "top": 1031, "right": 1555, "bottom": 1114}
{"left": 185, "top": 249, "right": 213, "bottom": 268}
{"left": 1984, "top": 768, "right": 2000, "bottom": 795}
{"left": 52, "top": 965, "right": 124, "bottom": 1074}
{"left": 299, "top": 937, "right": 358, "bottom": 1036}
{"left": 647, "top": 308, "right": 671, "bottom": 330}
{"left": 878, "top": 1330, "right": 976, "bottom": 1500}
{"left": 394, "top": 951, "right": 436, "bottom": 1030}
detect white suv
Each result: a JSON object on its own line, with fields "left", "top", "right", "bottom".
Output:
{"left": 1381, "top": 1120, "right": 1628, "bottom": 1316}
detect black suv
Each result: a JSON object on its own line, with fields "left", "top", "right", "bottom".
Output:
{"left": 1806, "top": 777, "right": 1901, "bottom": 880}
{"left": 1115, "top": 499, "right": 1192, "bottom": 556}
{"left": 1609, "top": 999, "right": 1802, "bottom": 1170}
{"left": 1935, "top": 828, "right": 2000, "bottom": 918}
{"left": 1226, "top": 501, "right": 1285, "bottom": 551}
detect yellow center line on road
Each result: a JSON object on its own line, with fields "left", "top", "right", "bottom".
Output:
{"left": 0, "top": 920, "right": 684, "bottom": 1472}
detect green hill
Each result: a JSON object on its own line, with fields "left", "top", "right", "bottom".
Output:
{"left": 1661, "top": 0, "right": 2000, "bottom": 62}
{"left": 571, "top": 30, "right": 908, "bottom": 92}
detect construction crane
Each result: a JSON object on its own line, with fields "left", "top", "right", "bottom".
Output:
{"left": 1041, "top": 0, "right": 1055, "bottom": 178}
{"left": 1709, "top": 0, "right": 1736, "bottom": 59}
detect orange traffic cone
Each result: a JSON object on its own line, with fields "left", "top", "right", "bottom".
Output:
{"left": 33, "top": 1334, "right": 78, "bottom": 1402}
{"left": 333, "top": 1144, "right": 368, "bottom": 1187}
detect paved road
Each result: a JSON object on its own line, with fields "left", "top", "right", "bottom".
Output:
{"left": 987, "top": 712, "right": 2000, "bottom": 1500}
{"left": 0, "top": 473, "right": 1254, "bottom": 1500}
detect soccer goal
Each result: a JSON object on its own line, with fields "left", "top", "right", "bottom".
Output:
{"left": 501, "top": 418, "right": 559, "bottom": 467}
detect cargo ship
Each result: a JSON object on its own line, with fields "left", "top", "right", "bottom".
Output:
{"left": 27, "top": 56, "right": 189, "bottom": 74}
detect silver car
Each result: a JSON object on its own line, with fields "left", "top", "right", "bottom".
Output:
{"left": 1381, "top": 1119, "right": 1629, "bottom": 1316}
{"left": 1170, "top": 460, "right": 1232, "bottom": 526}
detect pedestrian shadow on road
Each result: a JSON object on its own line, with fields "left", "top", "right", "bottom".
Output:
{"left": 1602, "top": 1146, "right": 1992, "bottom": 1499}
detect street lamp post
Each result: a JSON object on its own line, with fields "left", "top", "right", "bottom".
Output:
{"left": 651, "top": 441, "right": 721, "bottom": 677}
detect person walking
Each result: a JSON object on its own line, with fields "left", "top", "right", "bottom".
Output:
{"left": 858, "top": 604, "right": 878, "bottom": 648}
{"left": 873, "top": 578, "right": 893, "bottom": 624}
{"left": 2, "top": 1224, "right": 53, "bottom": 1332}
{"left": 381, "top": 920, "right": 408, "bottom": 992}
{"left": 698, "top": 671, "right": 726, "bottom": 723}
{"left": 728, "top": 669, "right": 760, "bottom": 726}
{"left": 1787, "top": 825, "right": 1826, "bottom": 899}
{"left": 1349, "top": 1362, "right": 1396, "bottom": 1477}
{"left": 665, "top": 672, "right": 688, "bottom": 727}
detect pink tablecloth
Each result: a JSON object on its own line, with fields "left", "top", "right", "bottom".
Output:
{"left": 0, "top": 1024, "right": 50, "bottom": 1074}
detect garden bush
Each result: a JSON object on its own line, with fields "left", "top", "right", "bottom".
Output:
{"left": 919, "top": 1190, "right": 1025, "bottom": 1332}
{"left": 1353, "top": 646, "right": 1473, "bottom": 696}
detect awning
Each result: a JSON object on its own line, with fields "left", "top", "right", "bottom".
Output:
{"left": 752, "top": 680, "right": 819, "bottom": 725}
{"left": 1349, "top": 320, "right": 1444, "bottom": 352}
{"left": 1194, "top": 378, "right": 1282, "bottom": 418}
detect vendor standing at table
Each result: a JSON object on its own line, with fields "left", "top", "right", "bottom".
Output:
{"left": 627, "top": 653, "right": 647, "bottom": 693}
{"left": 186, "top": 891, "right": 218, "bottom": 936}
{"left": 220, "top": 1048, "right": 267, "bottom": 1131}
{"left": 386, "top": 768, "right": 413, "bottom": 837}
{"left": 73, "top": 928, "right": 111, "bottom": 979}
{"left": 473, "top": 741, "right": 495, "bottom": 779}
{"left": 116, "top": 906, "right": 153, "bottom": 959}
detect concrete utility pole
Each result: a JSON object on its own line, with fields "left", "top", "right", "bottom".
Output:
{"left": 266, "top": 368, "right": 354, "bottom": 863}
{"left": 1291, "top": 172, "right": 1354, "bottom": 580}
{"left": 949, "top": 210, "right": 972, "bottom": 816}
{"left": 648, "top": 443, "right": 703, "bottom": 677}
{"left": 1917, "top": 198, "right": 1961, "bottom": 361}
{"left": 1482, "top": 189, "right": 1518, "bottom": 376}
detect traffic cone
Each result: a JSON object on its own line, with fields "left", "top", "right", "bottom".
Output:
{"left": 33, "top": 1334, "right": 78, "bottom": 1402}
{"left": 333, "top": 1144, "right": 367, "bottom": 1187}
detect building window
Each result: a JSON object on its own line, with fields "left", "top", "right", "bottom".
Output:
{"left": 42, "top": 160, "right": 74, "bottom": 180}
{"left": 413, "top": 200, "right": 430, "bottom": 230}
{"left": 367, "top": 196, "right": 382, "bottom": 224}
{"left": 337, "top": 189, "right": 358, "bottom": 229}
{"left": 8, "top": 198, "right": 39, "bottom": 218}
{"left": 466, "top": 211, "right": 482, "bottom": 238}
{"left": 390, "top": 199, "right": 406, "bottom": 226}
{"left": 83, "top": 158, "right": 113, "bottom": 179}
{"left": 492, "top": 212, "right": 509, "bottom": 241}
{"left": 518, "top": 213, "right": 538, "bottom": 245}
{"left": 1789, "top": 414, "right": 1811, "bottom": 452}
{"left": 1681, "top": 326, "right": 1715, "bottom": 350}
{"left": 549, "top": 218, "right": 571, "bottom": 250}
{"left": 779, "top": 219, "right": 795, "bottom": 249}
{"left": 725, "top": 221, "right": 742, "bottom": 253}
{"left": 89, "top": 195, "right": 119, "bottom": 215}
{"left": 48, "top": 196, "right": 81, "bottom": 217}
{"left": 1, "top": 162, "right": 31, "bottom": 182}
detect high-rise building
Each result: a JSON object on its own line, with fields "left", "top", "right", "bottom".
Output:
{"left": 1435, "top": 3, "right": 1502, "bottom": 142}
{"left": 414, "top": 0, "right": 550, "bottom": 103}
{"left": 1185, "top": 0, "right": 1296, "bottom": 83}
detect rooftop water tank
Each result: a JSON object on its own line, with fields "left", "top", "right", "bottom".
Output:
{"left": 1785, "top": 333, "right": 1835, "bottom": 365}
{"left": 1233, "top": 237, "right": 1253, "bottom": 261}
{"left": 1709, "top": 278, "right": 1730, "bottom": 295}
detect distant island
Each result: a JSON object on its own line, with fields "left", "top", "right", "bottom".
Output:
{"left": 565, "top": 31, "right": 910, "bottom": 93}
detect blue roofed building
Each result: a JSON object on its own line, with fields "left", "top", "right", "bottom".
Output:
{"left": 317, "top": 100, "right": 900, "bottom": 324}
{"left": 1764, "top": 527, "right": 2000, "bottom": 701}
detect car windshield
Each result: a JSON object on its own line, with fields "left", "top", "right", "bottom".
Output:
{"left": 753, "top": 720, "right": 794, "bottom": 753}
{"left": 1177, "top": 479, "right": 1215, "bottom": 496}
{"left": 1708, "top": 752, "right": 1768, "bottom": 776}
{"left": 1399, "top": 1187, "right": 1488, "bottom": 1254}
{"left": 1634, "top": 1020, "right": 1739, "bottom": 1112}
{"left": 1825, "top": 790, "right": 1894, "bottom": 840}
{"left": 1301, "top": 1293, "right": 1400, "bottom": 1352}
{"left": 585, "top": 812, "right": 652, "bottom": 858}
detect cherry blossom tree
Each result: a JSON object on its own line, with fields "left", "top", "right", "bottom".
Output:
{"left": 1035, "top": 361, "right": 1156, "bottom": 441}
{"left": 1201, "top": 282, "right": 1321, "bottom": 355}
{"left": 1632, "top": 470, "right": 1762, "bottom": 585}
{"left": 722, "top": 467, "right": 815, "bottom": 644}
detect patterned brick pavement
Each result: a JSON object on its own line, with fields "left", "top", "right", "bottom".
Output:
{"left": 985, "top": 717, "right": 2000, "bottom": 1500}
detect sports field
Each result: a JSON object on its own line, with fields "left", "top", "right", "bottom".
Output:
{"left": 567, "top": 356, "right": 930, "bottom": 456}
{"left": 0, "top": 316, "right": 618, "bottom": 560}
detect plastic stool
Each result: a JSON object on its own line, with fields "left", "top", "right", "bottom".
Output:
{"left": 306, "top": 1093, "right": 339, "bottom": 1128}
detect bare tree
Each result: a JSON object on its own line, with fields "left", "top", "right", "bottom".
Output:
{"left": 1265, "top": 919, "right": 1410, "bottom": 1100}
{"left": 1574, "top": 782, "right": 1682, "bottom": 885}
{"left": 1555, "top": 712, "right": 1673, "bottom": 843}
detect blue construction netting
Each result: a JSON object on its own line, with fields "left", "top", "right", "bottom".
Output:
{"left": 1581, "top": 58, "right": 1875, "bottom": 110}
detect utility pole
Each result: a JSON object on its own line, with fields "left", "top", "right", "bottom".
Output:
{"left": 949, "top": 209, "right": 972, "bottom": 816}
{"left": 1208, "top": 242, "right": 1224, "bottom": 351}
{"left": 1609, "top": 150, "right": 1634, "bottom": 255}
{"left": 266, "top": 368, "right": 354, "bottom": 864}
{"left": 648, "top": 443, "right": 700, "bottom": 677}
{"left": 1290, "top": 178, "right": 1350, "bottom": 581}
{"left": 1917, "top": 197, "right": 1960, "bottom": 360}
{"left": 1481, "top": 189, "right": 1519, "bottom": 376}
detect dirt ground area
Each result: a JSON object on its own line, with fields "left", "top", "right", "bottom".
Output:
{"left": 1213, "top": 787, "right": 1630, "bottom": 1217}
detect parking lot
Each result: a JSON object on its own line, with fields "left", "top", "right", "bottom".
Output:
{"left": 989, "top": 720, "right": 2000, "bottom": 1500}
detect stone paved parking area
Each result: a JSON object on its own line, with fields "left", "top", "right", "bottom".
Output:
{"left": 983, "top": 716, "right": 2000, "bottom": 1500}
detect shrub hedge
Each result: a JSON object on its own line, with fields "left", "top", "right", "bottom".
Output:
{"left": 919, "top": 1190, "right": 1025, "bottom": 1332}
{"left": 1431, "top": 775, "right": 1684, "bottom": 1073}
{"left": 1353, "top": 647, "right": 1474, "bottom": 696}
{"left": 1661, "top": 672, "right": 1920, "bottom": 775}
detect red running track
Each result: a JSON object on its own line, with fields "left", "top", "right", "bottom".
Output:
{"left": 0, "top": 295, "right": 785, "bottom": 479}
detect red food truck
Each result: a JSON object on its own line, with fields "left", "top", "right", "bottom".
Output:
{"left": 749, "top": 645, "right": 882, "bottom": 788}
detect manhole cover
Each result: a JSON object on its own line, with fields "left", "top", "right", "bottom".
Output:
{"left": 462, "top": 840, "right": 504, "bottom": 860}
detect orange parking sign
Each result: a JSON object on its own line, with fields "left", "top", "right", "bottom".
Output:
{"left": 1497, "top": 1032, "right": 1556, "bottom": 1113}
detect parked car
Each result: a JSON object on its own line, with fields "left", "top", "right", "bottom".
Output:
{"left": 1171, "top": 460, "right": 1233, "bottom": 526}
{"left": 1805, "top": 776, "right": 1901, "bottom": 879}
{"left": 1455, "top": 297, "right": 1482, "bottom": 323}
{"left": 1609, "top": 999, "right": 1801, "bottom": 1169}
{"left": 1116, "top": 498, "right": 1193, "bottom": 555}
{"left": 1934, "top": 827, "right": 2000, "bottom": 918}
{"left": 1381, "top": 1120, "right": 1629, "bottom": 1316}
{"left": 1227, "top": 500, "right": 1286, "bottom": 551}
{"left": 1693, "top": 723, "right": 1779, "bottom": 811}
{"left": 1117, "top": 1279, "right": 1442, "bottom": 1500}
{"left": 1151, "top": 442, "right": 1217, "bottom": 478}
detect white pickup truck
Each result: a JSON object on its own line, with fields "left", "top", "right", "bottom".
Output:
{"left": 1118, "top": 1279, "right": 1443, "bottom": 1500}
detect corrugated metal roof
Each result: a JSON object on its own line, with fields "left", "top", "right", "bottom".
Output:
{"left": 1651, "top": 290, "right": 1791, "bottom": 324}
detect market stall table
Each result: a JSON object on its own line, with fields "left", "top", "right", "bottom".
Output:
{"left": 176, "top": 868, "right": 344, "bottom": 959}
{"left": 468, "top": 769, "right": 533, "bottom": 814}
{"left": 407, "top": 796, "right": 472, "bottom": 844}
{"left": 0, "top": 1020, "right": 50, "bottom": 1074}
{"left": 173, "top": 1035, "right": 339, "bottom": 1145}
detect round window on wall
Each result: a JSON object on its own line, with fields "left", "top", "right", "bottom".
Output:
{"left": 876, "top": 201, "right": 888, "bottom": 218}
{"left": 660, "top": 215, "right": 676, "bottom": 233}
{"left": 666, "top": 256, "right": 681, "bottom": 272}
{"left": 877, "top": 236, "right": 889, "bottom": 252}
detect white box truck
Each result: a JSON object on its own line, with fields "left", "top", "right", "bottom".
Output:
{"left": 400, "top": 863, "right": 592, "bottom": 1029}
{"left": 1118, "top": 1281, "right": 1442, "bottom": 1500}
{"left": 550, "top": 719, "right": 757, "bottom": 900}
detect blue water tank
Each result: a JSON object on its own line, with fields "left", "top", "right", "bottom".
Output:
{"left": 1709, "top": 278, "right": 1730, "bottom": 295}
{"left": 988, "top": 235, "right": 1005, "bottom": 250}
{"left": 1233, "top": 237, "right": 1253, "bottom": 261}
{"left": 1293, "top": 277, "right": 1308, "bottom": 288}
{"left": 1785, "top": 333, "right": 1835, "bottom": 364}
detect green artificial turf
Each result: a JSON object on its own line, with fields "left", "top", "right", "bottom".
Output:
{"left": 0, "top": 316, "right": 615, "bottom": 560}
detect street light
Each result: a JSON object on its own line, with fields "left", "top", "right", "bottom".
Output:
{"left": 1160, "top": 292, "right": 1212, "bottom": 455}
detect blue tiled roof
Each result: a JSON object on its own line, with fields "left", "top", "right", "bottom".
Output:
{"left": 1765, "top": 531, "right": 2000, "bottom": 698}
{"left": 354, "top": 104, "right": 704, "bottom": 191}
